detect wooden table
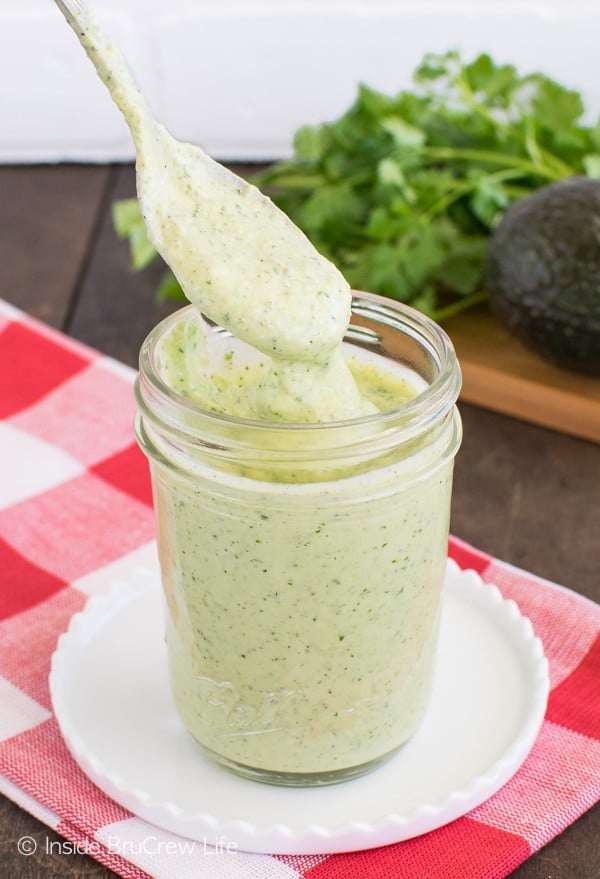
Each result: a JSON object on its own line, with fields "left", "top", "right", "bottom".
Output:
{"left": 0, "top": 163, "right": 598, "bottom": 878}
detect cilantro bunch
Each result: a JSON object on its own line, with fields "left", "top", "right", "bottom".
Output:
{"left": 113, "top": 51, "right": 600, "bottom": 320}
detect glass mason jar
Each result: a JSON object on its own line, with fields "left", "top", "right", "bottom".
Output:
{"left": 135, "top": 291, "right": 462, "bottom": 786}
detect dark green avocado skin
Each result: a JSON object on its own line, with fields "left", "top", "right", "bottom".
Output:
{"left": 485, "top": 176, "right": 600, "bottom": 375}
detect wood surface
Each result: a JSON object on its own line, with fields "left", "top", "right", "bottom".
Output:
{"left": 444, "top": 306, "right": 600, "bottom": 444}
{"left": 0, "top": 163, "right": 598, "bottom": 879}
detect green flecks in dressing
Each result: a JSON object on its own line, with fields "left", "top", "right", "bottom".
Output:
{"left": 157, "top": 463, "right": 452, "bottom": 772}
{"left": 60, "top": 1, "right": 373, "bottom": 422}
{"left": 159, "top": 317, "right": 418, "bottom": 422}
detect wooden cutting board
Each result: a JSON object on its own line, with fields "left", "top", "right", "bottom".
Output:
{"left": 442, "top": 306, "right": 600, "bottom": 444}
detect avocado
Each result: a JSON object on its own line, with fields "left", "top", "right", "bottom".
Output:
{"left": 484, "top": 176, "right": 600, "bottom": 375}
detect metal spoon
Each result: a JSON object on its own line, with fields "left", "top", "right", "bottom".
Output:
{"left": 52, "top": 0, "right": 351, "bottom": 363}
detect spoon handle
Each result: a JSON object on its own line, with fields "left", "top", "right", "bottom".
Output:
{"left": 52, "top": 0, "right": 153, "bottom": 140}
{"left": 53, "top": 0, "right": 86, "bottom": 29}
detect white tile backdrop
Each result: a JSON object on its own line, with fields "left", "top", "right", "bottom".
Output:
{"left": 1, "top": 0, "right": 599, "bottom": 162}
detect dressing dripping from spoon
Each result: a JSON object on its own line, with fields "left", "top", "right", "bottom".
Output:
{"left": 53, "top": 0, "right": 375, "bottom": 421}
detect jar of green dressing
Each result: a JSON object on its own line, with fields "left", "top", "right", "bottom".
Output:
{"left": 135, "top": 292, "right": 462, "bottom": 786}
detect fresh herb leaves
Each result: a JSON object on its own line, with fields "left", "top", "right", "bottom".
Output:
{"left": 112, "top": 51, "right": 600, "bottom": 319}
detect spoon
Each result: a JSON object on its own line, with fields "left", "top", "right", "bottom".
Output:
{"left": 52, "top": 0, "right": 351, "bottom": 363}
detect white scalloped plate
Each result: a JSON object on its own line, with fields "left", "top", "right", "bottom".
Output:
{"left": 49, "top": 560, "right": 548, "bottom": 855}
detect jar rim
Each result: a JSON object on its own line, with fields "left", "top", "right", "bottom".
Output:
{"left": 136, "top": 291, "right": 461, "bottom": 451}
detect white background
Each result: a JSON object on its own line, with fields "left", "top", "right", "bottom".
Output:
{"left": 1, "top": 0, "right": 599, "bottom": 162}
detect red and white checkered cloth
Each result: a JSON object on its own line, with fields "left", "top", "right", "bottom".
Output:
{"left": 1, "top": 298, "right": 599, "bottom": 879}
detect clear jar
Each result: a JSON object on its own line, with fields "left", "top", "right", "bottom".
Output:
{"left": 135, "top": 292, "right": 462, "bottom": 786}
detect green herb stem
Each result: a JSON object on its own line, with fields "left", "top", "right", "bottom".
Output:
{"left": 255, "top": 171, "right": 326, "bottom": 189}
{"left": 420, "top": 146, "right": 566, "bottom": 181}
{"left": 431, "top": 290, "right": 489, "bottom": 322}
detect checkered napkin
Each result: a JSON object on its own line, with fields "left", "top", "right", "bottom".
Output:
{"left": 1, "top": 298, "right": 598, "bottom": 879}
